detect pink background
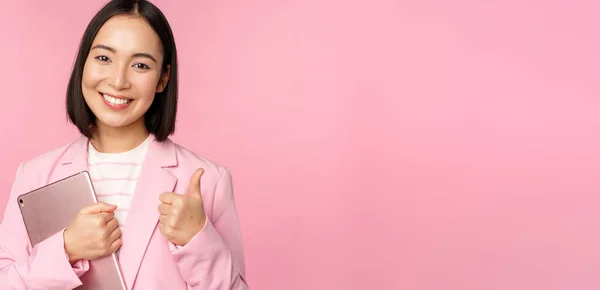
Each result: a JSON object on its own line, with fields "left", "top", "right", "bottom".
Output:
{"left": 1, "top": 0, "right": 599, "bottom": 289}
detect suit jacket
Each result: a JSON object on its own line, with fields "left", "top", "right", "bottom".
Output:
{"left": 0, "top": 135, "right": 248, "bottom": 289}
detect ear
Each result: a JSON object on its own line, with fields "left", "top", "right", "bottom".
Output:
{"left": 156, "top": 64, "right": 171, "bottom": 93}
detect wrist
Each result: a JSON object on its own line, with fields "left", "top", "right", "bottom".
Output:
{"left": 63, "top": 229, "right": 79, "bottom": 264}
{"left": 198, "top": 216, "right": 207, "bottom": 231}
{"left": 181, "top": 218, "right": 206, "bottom": 246}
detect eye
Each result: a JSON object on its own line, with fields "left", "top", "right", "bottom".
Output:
{"left": 133, "top": 63, "right": 150, "bottom": 70}
{"left": 95, "top": 55, "right": 110, "bottom": 62}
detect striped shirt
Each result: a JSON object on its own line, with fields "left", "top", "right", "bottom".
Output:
{"left": 87, "top": 137, "right": 149, "bottom": 232}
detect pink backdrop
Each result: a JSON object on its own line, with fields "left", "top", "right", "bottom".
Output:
{"left": 1, "top": 0, "right": 599, "bottom": 289}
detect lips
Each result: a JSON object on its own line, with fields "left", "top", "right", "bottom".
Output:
{"left": 100, "top": 92, "right": 133, "bottom": 110}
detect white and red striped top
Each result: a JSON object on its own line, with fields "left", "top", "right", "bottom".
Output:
{"left": 87, "top": 136, "right": 150, "bottom": 232}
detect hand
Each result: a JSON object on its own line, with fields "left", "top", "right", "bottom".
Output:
{"left": 63, "top": 202, "right": 122, "bottom": 263}
{"left": 158, "top": 168, "right": 207, "bottom": 246}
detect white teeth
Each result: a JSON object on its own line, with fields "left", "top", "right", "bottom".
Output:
{"left": 102, "top": 93, "right": 131, "bottom": 106}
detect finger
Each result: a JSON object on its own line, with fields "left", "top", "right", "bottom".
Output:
{"left": 81, "top": 201, "right": 117, "bottom": 214}
{"left": 158, "top": 203, "right": 170, "bottom": 216}
{"left": 104, "top": 218, "right": 119, "bottom": 233}
{"left": 187, "top": 168, "right": 205, "bottom": 198}
{"left": 92, "top": 212, "right": 114, "bottom": 228}
{"left": 159, "top": 214, "right": 177, "bottom": 228}
{"left": 97, "top": 212, "right": 115, "bottom": 224}
{"left": 158, "top": 222, "right": 167, "bottom": 236}
{"left": 159, "top": 214, "right": 168, "bottom": 226}
{"left": 109, "top": 237, "right": 123, "bottom": 253}
{"left": 108, "top": 226, "right": 122, "bottom": 243}
{"left": 158, "top": 222, "right": 173, "bottom": 238}
{"left": 159, "top": 192, "right": 176, "bottom": 205}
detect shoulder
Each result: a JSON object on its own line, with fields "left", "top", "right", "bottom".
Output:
{"left": 172, "top": 142, "right": 228, "bottom": 175}
{"left": 19, "top": 141, "right": 75, "bottom": 172}
{"left": 10, "top": 137, "right": 82, "bottom": 193}
{"left": 166, "top": 139, "right": 233, "bottom": 188}
{"left": 169, "top": 140, "right": 232, "bottom": 182}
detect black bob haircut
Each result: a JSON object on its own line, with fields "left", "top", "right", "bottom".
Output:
{"left": 66, "top": 0, "right": 178, "bottom": 142}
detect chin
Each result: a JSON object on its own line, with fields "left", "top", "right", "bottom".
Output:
{"left": 95, "top": 115, "right": 139, "bottom": 129}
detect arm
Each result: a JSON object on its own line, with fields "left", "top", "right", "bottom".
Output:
{"left": 172, "top": 167, "right": 249, "bottom": 289}
{"left": 0, "top": 163, "right": 89, "bottom": 290}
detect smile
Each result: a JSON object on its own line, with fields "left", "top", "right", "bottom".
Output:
{"left": 100, "top": 92, "right": 133, "bottom": 110}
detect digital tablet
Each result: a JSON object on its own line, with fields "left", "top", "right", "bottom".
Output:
{"left": 17, "top": 171, "right": 127, "bottom": 290}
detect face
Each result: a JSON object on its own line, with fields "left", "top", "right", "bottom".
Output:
{"left": 81, "top": 14, "right": 170, "bottom": 130}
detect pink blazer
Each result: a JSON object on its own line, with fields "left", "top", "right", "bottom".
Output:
{"left": 0, "top": 136, "right": 248, "bottom": 290}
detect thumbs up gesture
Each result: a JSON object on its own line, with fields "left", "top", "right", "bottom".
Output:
{"left": 158, "top": 168, "right": 207, "bottom": 246}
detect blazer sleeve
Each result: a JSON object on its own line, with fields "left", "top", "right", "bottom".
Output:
{"left": 171, "top": 167, "right": 249, "bottom": 289}
{"left": 0, "top": 163, "right": 90, "bottom": 290}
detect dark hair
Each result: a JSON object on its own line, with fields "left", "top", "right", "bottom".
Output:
{"left": 66, "top": 0, "right": 178, "bottom": 142}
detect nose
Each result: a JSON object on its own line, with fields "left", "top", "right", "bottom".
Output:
{"left": 107, "top": 64, "right": 131, "bottom": 90}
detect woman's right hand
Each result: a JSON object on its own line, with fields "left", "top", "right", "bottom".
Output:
{"left": 63, "top": 202, "right": 122, "bottom": 263}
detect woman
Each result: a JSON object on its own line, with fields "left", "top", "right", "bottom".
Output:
{"left": 0, "top": 0, "right": 248, "bottom": 289}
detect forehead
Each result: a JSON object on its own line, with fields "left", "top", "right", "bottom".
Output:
{"left": 92, "top": 14, "right": 163, "bottom": 56}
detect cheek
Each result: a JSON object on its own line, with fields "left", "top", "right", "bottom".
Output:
{"left": 82, "top": 63, "right": 105, "bottom": 88}
{"left": 132, "top": 74, "right": 161, "bottom": 100}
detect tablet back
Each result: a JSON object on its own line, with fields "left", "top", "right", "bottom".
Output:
{"left": 17, "top": 171, "right": 127, "bottom": 290}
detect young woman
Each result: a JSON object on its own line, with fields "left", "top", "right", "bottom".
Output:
{"left": 0, "top": 0, "right": 248, "bottom": 289}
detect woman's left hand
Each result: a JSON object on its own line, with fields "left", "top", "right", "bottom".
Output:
{"left": 158, "top": 168, "right": 207, "bottom": 246}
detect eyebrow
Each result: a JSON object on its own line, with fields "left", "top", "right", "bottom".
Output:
{"left": 91, "top": 44, "right": 158, "bottom": 63}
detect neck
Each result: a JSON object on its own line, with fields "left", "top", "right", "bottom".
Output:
{"left": 90, "top": 118, "right": 149, "bottom": 153}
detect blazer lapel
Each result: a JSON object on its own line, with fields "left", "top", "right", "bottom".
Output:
{"left": 50, "top": 135, "right": 178, "bottom": 289}
{"left": 117, "top": 137, "right": 178, "bottom": 289}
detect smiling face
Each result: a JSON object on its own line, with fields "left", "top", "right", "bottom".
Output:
{"left": 81, "top": 14, "right": 170, "bottom": 131}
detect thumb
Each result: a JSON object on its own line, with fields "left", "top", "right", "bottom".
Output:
{"left": 81, "top": 201, "right": 117, "bottom": 214}
{"left": 187, "top": 168, "right": 205, "bottom": 198}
